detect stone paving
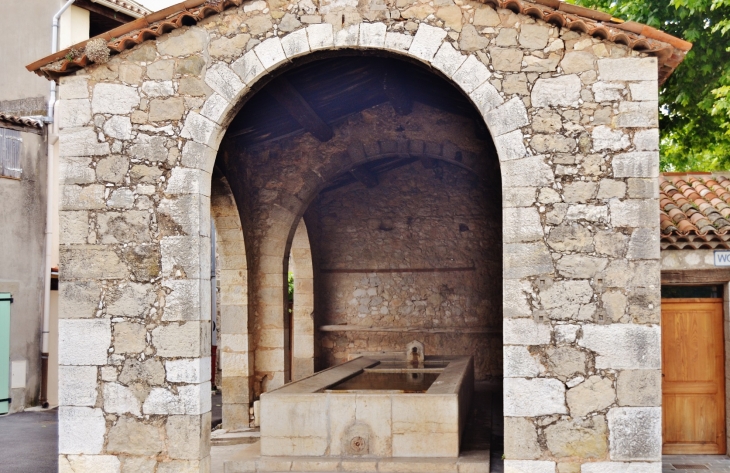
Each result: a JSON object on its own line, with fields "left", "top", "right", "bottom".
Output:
{"left": 663, "top": 455, "right": 730, "bottom": 472}
{"left": 6, "top": 403, "right": 730, "bottom": 472}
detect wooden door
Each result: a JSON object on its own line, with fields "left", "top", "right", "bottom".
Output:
{"left": 662, "top": 298, "right": 726, "bottom": 454}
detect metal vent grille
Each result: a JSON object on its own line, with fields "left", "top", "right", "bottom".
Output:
{"left": 0, "top": 128, "right": 22, "bottom": 179}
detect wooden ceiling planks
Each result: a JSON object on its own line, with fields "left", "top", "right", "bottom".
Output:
{"left": 224, "top": 56, "right": 483, "bottom": 148}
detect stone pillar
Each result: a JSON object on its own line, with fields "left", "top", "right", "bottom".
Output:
{"left": 57, "top": 69, "right": 212, "bottom": 472}
{"left": 290, "top": 219, "right": 314, "bottom": 380}
{"left": 249, "top": 205, "right": 299, "bottom": 392}
{"left": 500, "top": 56, "right": 662, "bottom": 472}
{"left": 211, "top": 175, "right": 251, "bottom": 430}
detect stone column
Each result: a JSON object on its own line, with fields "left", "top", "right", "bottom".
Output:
{"left": 248, "top": 204, "right": 298, "bottom": 392}
{"left": 211, "top": 175, "right": 251, "bottom": 430}
{"left": 290, "top": 219, "right": 314, "bottom": 380}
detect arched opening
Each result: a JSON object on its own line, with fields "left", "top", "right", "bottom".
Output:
{"left": 289, "top": 218, "right": 314, "bottom": 381}
{"left": 214, "top": 51, "right": 503, "bottom": 460}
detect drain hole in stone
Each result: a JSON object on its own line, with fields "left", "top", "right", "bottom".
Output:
{"left": 350, "top": 436, "right": 367, "bottom": 454}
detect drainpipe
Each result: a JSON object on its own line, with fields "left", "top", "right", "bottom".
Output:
{"left": 48, "top": 0, "right": 78, "bottom": 123}
{"left": 40, "top": 0, "right": 77, "bottom": 409}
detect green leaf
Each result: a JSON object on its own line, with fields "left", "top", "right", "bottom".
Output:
{"left": 573, "top": 0, "right": 730, "bottom": 171}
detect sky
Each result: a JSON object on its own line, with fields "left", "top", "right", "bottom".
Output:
{"left": 136, "top": 0, "right": 182, "bottom": 12}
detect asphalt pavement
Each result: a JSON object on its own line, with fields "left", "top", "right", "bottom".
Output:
{"left": 0, "top": 408, "right": 58, "bottom": 473}
{"left": 0, "top": 392, "right": 222, "bottom": 473}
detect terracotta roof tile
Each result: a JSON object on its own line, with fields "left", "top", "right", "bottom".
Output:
{"left": 27, "top": 0, "right": 244, "bottom": 80}
{"left": 0, "top": 113, "right": 44, "bottom": 134}
{"left": 27, "top": 0, "right": 691, "bottom": 83}
{"left": 660, "top": 173, "right": 730, "bottom": 250}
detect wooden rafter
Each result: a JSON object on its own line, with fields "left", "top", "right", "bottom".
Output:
{"left": 266, "top": 77, "right": 333, "bottom": 142}
{"left": 349, "top": 166, "right": 379, "bottom": 188}
{"left": 74, "top": 0, "right": 135, "bottom": 23}
{"left": 382, "top": 69, "right": 413, "bottom": 116}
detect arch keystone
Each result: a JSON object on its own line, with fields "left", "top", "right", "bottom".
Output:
{"left": 359, "top": 22, "right": 387, "bottom": 48}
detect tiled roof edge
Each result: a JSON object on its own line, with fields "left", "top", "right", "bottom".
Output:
{"left": 0, "top": 113, "right": 44, "bottom": 131}
{"left": 27, "top": 0, "right": 691, "bottom": 82}
{"left": 27, "top": 0, "right": 244, "bottom": 79}
{"left": 660, "top": 172, "right": 730, "bottom": 246}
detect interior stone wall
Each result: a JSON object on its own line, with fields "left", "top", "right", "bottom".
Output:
{"left": 310, "top": 161, "right": 502, "bottom": 378}
{"left": 51, "top": 0, "right": 665, "bottom": 470}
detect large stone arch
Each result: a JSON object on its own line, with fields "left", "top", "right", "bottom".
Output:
{"left": 182, "top": 22, "right": 517, "bottom": 177}
{"left": 52, "top": 1, "right": 665, "bottom": 470}
{"left": 188, "top": 29, "right": 518, "bottom": 396}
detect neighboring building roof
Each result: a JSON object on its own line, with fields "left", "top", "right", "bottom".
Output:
{"left": 27, "top": 0, "right": 692, "bottom": 82}
{"left": 91, "top": 0, "right": 152, "bottom": 17}
{"left": 660, "top": 173, "right": 730, "bottom": 250}
{"left": 0, "top": 113, "right": 44, "bottom": 135}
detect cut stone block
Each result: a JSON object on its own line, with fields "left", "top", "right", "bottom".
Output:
{"left": 607, "top": 407, "right": 662, "bottom": 461}
{"left": 504, "top": 378, "right": 567, "bottom": 417}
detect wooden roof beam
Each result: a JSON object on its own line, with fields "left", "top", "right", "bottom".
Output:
{"left": 382, "top": 70, "right": 413, "bottom": 116}
{"left": 266, "top": 77, "right": 333, "bottom": 142}
{"left": 74, "top": 0, "right": 136, "bottom": 23}
{"left": 350, "top": 166, "right": 379, "bottom": 188}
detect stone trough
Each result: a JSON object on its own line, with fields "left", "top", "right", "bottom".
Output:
{"left": 225, "top": 354, "right": 482, "bottom": 473}
{"left": 260, "top": 355, "right": 474, "bottom": 458}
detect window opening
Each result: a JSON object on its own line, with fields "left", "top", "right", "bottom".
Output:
{"left": 0, "top": 128, "right": 22, "bottom": 179}
{"left": 661, "top": 285, "right": 724, "bottom": 298}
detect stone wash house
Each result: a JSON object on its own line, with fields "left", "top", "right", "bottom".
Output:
{"left": 27, "top": 0, "right": 694, "bottom": 471}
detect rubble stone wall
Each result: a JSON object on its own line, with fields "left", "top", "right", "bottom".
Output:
{"left": 311, "top": 160, "right": 502, "bottom": 378}
{"left": 55, "top": 0, "right": 662, "bottom": 470}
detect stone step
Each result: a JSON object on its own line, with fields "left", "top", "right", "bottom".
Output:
{"left": 224, "top": 450, "right": 490, "bottom": 473}
{"left": 212, "top": 428, "right": 261, "bottom": 446}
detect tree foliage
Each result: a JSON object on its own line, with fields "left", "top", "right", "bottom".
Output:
{"left": 568, "top": 0, "right": 730, "bottom": 171}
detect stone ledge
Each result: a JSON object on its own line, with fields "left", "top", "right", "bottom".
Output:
{"left": 224, "top": 449, "right": 490, "bottom": 472}
{"left": 211, "top": 428, "right": 261, "bottom": 446}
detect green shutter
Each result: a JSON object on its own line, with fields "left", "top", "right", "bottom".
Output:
{"left": 0, "top": 293, "right": 10, "bottom": 415}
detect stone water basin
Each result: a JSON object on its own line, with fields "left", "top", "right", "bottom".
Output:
{"left": 259, "top": 355, "right": 474, "bottom": 458}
